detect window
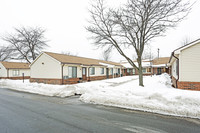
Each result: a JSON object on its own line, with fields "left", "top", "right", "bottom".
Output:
{"left": 101, "top": 68, "right": 104, "bottom": 74}
{"left": 13, "top": 70, "right": 19, "bottom": 76}
{"left": 90, "top": 67, "right": 95, "bottom": 75}
{"left": 110, "top": 68, "right": 113, "bottom": 75}
{"left": 82, "top": 68, "right": 86, "bottom": 75}
{"left": 127, "top": 69, "right": 133, "bottom": 74}
{"left": 68, "top": 66, "right": 77, "bottom": 78}
{"left": 176, "top": 60, "right": 179, "bottom": 76}
{"left": 133, "top": 69, "right": 135, "bottom": 74}
{"left": 118, "top": 68, "right": 120, "bottom": 74}
{"left": 142, "top": 68, "right": 146, "bottom": 73}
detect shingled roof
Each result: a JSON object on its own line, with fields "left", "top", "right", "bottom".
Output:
{"left": 44, "top": 52, "right": 122, "bottom": 67}
{"left": 152, "top": 57, "right": 170, "bottom": 65}
{"left": 1, "top": 62, "right": 30, "bottom": 69}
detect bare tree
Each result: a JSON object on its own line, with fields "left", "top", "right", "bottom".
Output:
{"left": 0, "top": 46, "right": 13, "bottom": 61}
{"left": 2, "top": 27, "right": 48, "bottom": 63}
{"left": 86, "top": 0, "right": 191, "bottom": 86}
{"left": 101, "top": 49, "right": 111, "bottom": 61}
{"left": 181, "top": 36, "right": 191, "bottom": 46}
{"left": 61, "top": 51, "right": 78, "bottom": 56}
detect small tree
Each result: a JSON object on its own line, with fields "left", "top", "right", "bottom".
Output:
{"left": 101, "top": 49, "right": 111, "bottom": 61}
{"left": 86, "top": 0, "right": 191, "bottom": 86}
{"left": 3, "top": 27, "right": 48, "bottom": 63}
{"left": 0, "top": 46, "right": 13, "bottom": 61}
{"left": 61, "top": 51, "right": 78, "bottom": 56}
{"left": 181, "top": 36, "right": 191, "bottom": 46}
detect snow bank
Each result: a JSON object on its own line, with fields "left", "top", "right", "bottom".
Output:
{"left": 0, "top": 79, "right": 76, "bottom": 97}
{"left": 79, "top": 74, "right": 200, "bottom": 119}
{"left": 1, "top": 74, "right": 200, "bottom": 119}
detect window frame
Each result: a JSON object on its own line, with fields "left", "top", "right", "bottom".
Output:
{"left": 142, "top": 68, "right": 146, "bottom": 73}
{"left": 90, "top": 67, "right": 95, "bottom": 75}
{"left": 110, "top": 68, "right": 113, "bottom": 75}
{"left": 13, "top": 69, "right": 20, "bottom": 76}
{"left": 68, "top": 66, "right": 77, "bottom": 78}
{"left": 100, "top": 67, "right": 104, "bottom": 74}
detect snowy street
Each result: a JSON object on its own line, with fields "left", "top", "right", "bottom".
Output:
{"left": 0, "top": 88, "right": 200, "bottom": 133}
{"left": 1, "top": 74, "right": 200, "bottom": 119}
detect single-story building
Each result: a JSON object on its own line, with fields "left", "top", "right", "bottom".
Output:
{"left": 151, "top": 57, "right": 170, "bottom": 75}
{"left": 121, "top": 57, "right": 169, "bottom": 76}
{"left": 30, "top": 52, "right": 122, "bottom": 84}
{"left": 0, "top": 61, "right": 30, "bottom": 79}
{"left": 168, "top": 39, "right": 200, "bottom": 90}
{"left": 121, "top": 60, "right": 152, "bottom": 76}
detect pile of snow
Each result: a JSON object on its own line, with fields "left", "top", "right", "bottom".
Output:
{"left": 1, "top": 74, "right": 200, "bottom": 119}
{"left": 0, "top": 79, "right": 76, "bottom": 97}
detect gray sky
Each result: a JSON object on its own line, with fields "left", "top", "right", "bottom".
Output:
{"left": 0, "top": 0, "right": 199, "bottom": 62}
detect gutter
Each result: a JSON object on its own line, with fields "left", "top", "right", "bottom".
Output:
{"left": 172, "top": 52, "right": 179, "bottom": 88}
{"left": 88, "top": 67, "right": 91, "bottom": 81}
{"left": 61, "top": 64, "right": 64, "bottom": 85}
{"left": 7, "top": 68, "right": 9, "bottom": 78}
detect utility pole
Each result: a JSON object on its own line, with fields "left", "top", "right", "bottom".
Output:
{"left": 157, "top": 48, "right": 160, "bottom": 59}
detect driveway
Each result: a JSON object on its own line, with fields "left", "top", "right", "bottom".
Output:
{"left": 0, "top": 88, "right": 200, "bottom": 133}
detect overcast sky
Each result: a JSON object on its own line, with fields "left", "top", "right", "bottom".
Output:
{"left": 0, "top": 0, "right": 199, "bottom": 62}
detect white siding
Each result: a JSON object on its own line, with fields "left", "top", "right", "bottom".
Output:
{"left": 179, "top": 43, "right": 200, "bottom": 82}
{"left": 171, "top": 59, "right": 178, "bottom": 79}
{"left": 88, "top": 66, "right": 121, "bottom": 77}
{"left": 31, "top": 53, "right": 61, "bottom": 79}
{"left": 63, "top": 65, "right": 82, "bottom": 78}
{"left": 8, "top": 69, "right": 30, "bottom": 77}
{"left": 0, "top": 63, "right": 7, "bottom": 77}
{"left": 89, "top": 66, "right": 106, "bottom": 77}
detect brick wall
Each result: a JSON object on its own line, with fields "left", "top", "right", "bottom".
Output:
{"left": 30, "top": 74, "right": 122, "bottom": 85}
{"left": 63, "top": 78, "right": 80, "bottom": 84}
{"left": 30, "top": 78, "right": 62, "bottom": 85}
{"left": 177, "top": 81, "right": 200, "bottom": 91}
{"left": 171, "top": 76, "right": 177, "bottom": 88}
{"left": 171, "top": 76, "right": 200, "bottom": 91}
{"left": 87, "top": 76, "right": 107, "bottom": 81}
{"left": 0, "top": 76, "right": 30, "bottom": 80}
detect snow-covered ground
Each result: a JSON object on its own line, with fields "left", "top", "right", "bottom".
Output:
{"left": 1, "top": 74, "right": 200, "bottom": 119}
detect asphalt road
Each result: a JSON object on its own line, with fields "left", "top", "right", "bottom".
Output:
{"left": 0, "top": 88, "right": 200, "bottom": 133}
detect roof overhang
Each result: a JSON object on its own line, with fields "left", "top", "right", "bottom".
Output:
{"left": 174, "top": 39, "right": 200, "bottom": 54}
{"left": 99, "top": 62, "right": 115, "bottom": 68}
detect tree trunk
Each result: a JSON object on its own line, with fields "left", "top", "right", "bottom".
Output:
{"left": 137, "top": 57, "right": 144, "bottom": 87}
{"left": 138, "top": 66, "right": 144, "bottom": 87}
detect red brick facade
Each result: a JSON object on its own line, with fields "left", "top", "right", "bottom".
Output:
{"left": 171, "top": 76, "right": 200, "bottom": 91}
{"left": 177, "top": 82, "right": 200, "bottom": 91}
{"left": 30, "top": 78, "right": 63, "bottom": 85}
{"left": 30, "top": 74, "right": 121, "bottom": 85}
{"left": 171, "top": 76, "right": 177, "bottom": 88}
{"left": 0, "top": 76, "right": 30, "bottom": 80}
{"left": 87, "top": 76, "right": 107, "bottom": 81}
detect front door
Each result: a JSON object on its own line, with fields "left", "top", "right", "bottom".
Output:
{"left": 157, "top": 68, "right": 162, "bottom": 75}
{"left": 82, "top": 67, "right": 87, "bottom": 80}
{"left": 106, "top": 68, "right": 109, "bottom": 79}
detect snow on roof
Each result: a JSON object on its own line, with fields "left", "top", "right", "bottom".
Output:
{"left": 152, "top": 64, "right": 166, "bottom": 67}
{"left": 121, "top": 61, "right": 151, "bottom": 68}
{"left": 121, "top": 57, "right": 170, "bottom": 68}
{"left": 99, "top": 62, "right": 115, "bottom": 68}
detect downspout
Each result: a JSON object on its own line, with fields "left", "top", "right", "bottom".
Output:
{"left": 172, "top": 52, "right": 179, "bottom": 88}
{"left": 7, "top": 68, "right": 9, "bottom": 79}
{"left": 88, "top": 67, "right": 91, "bottom": 81}
{"left": 61, "top": 64, "right": 64, "bottom": 85}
